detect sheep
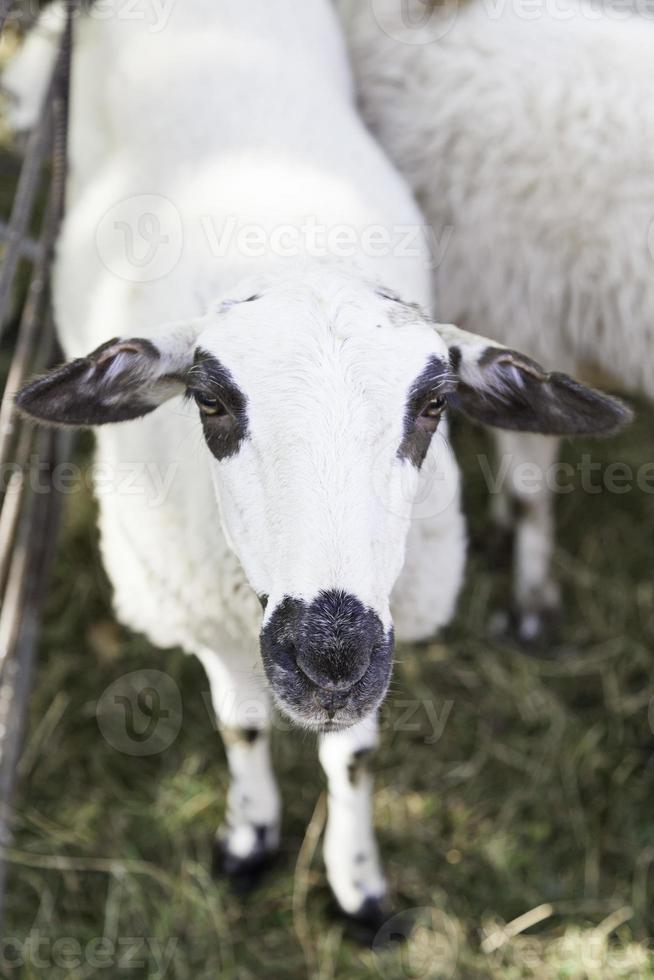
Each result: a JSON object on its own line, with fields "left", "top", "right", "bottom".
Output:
{"left": 9, "top": 0, "right": 628, "bottom": 926}
{"left": 336, "top": 0, "right": 653, "bottom": 642}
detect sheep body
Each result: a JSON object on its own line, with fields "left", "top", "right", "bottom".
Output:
{"left": 31, "top": 0, "right": 465, "bottom": 656}
{"left": 337, "top": 0, "right": 654, "bottom": 636}
{"left": 338, "top": 0, "right": 654, "bottom": 397}
{"left": 5, "top": 0, "right": 633, "bottom": 914}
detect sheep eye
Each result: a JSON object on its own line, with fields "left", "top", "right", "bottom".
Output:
{"left": 421, "top": 396, "right": 446, "bottom": 420}
{"left": 195, "top": 392, "right": 226, "bottom": 417}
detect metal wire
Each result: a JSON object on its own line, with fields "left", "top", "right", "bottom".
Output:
{"left": 0, "top": 0, "right": 76, "bottom": 927}
{"left": 0, "top": 0, "right": 13, "bottom": 33}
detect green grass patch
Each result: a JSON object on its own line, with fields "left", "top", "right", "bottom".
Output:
{"left": 3, "top": 408, "right": 654, "bottom": 979}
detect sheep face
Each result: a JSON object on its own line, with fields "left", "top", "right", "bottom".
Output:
{"left": 16, "top": 271, "right": 632, "bottom": 731}
{"left": 189, "top": 277, "right": 454, "bottom": 730}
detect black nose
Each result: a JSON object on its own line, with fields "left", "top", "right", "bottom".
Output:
{"left": 260, "top": 590, "right": 393, "bottom": 728}
{"left": 294, "top": 591, "right": 375, "bottom": 691}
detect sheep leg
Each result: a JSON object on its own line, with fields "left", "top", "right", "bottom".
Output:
{"left": 194, "top": 647, "right": 281, "bottom": 889}
{"left": 489, "top": 431, "right": 561, "bottom": 644}
{"left": 318, "top": 713, "right": 387, "bottom": 930}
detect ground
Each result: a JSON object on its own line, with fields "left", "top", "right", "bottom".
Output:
{"left": 2, "top": 405, "right": 654, "bottom": 980}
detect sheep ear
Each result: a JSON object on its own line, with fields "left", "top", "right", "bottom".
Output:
{"left": 436, "top": 323, "right": 633, "bottom": 436}
{"left": 16, "top": 326, "right": 197, "bottom": 427}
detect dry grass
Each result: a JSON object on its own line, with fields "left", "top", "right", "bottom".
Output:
{"left": 2, "top": 407, "right": 654, "bottom": 979}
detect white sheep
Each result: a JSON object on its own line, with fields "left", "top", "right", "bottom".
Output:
{"left": 9, "top": 0, "right": 627, "bottom": 926}
{"left": 337, "top": 0, "right": 651, "bottom": 641}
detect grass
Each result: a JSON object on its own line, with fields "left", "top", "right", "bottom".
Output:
{"left": 2, "top": 406, "right": 654, "bottom": 979}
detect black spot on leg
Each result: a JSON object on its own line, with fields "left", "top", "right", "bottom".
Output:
{"left": 254, "top": 824, "right": 267, "bottom": 845}
{"left": 354, "top": 852, "right": 368, "bottom": 865}
{"left": 348, "top": 747, "right": 374, "bottom": 787}
{"left": 512, "top": 496, "right": 535, "bottom": 522}
{"left": 221, "top": 725, "right": 263, "bottom": 748}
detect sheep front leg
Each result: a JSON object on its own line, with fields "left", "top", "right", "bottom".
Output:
{"left": 195, "top": 647, "right": 281, "bottom": 888}
{"left": 318, "top": 714, "right": 387, "bottom": 928}
{"left": 490, "top": 430, "right": 561, "bottom": 644}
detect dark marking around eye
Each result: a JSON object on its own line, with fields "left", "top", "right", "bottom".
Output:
{"left": 398, "top": 356, "right": 451, "bottom": 467}
{"left": 187, "top": 349, "right": 249, "bottom": 459}
{"left": 448, "top": 346, "right": 462, "bottom": 375}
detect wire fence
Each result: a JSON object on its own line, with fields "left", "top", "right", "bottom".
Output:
{"left": 0, "top": 0, "right": 75, "bottom": 927}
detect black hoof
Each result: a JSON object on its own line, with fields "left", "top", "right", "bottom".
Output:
{"left": 484, "top": 522, "right": 515, "bottom": 570}
{"left": 489, "top": 605, "right": 562, "bottom": 654}
{"left": 334, "top": 896, "right": 391, "bottom": 947}
{"left": 514, "top": 606, "right": 562, "bottom": 653}
{"left": 211, "top": 837, "right": 277, "bottom": 896}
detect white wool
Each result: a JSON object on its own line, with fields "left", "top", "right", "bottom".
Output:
{"left": 6, "top": 7, "right": 468, "bottom": 911}
{"left": 337, "top": 0, "right": 654, "bottom": 397}
{"left": 5, "top": 0, "right": 466, "bottom": 659}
